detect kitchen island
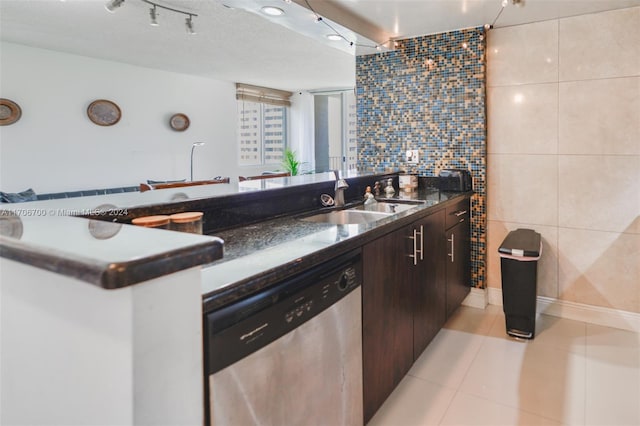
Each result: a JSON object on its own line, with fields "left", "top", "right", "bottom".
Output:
{"left": 0, "top": 172, "right": 471, "bottom": 425}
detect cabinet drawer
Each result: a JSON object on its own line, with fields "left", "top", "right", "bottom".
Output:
{"left": 445, "top": 199, "right": 470, "bottom": 229}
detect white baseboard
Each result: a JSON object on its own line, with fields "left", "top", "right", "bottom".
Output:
{"left": 462, "top": 287, "right": 488, "bottom": 309}
{"left": 488, "top": 286, "right": 503, "bottom": 307}
{"left": 486, "top": 287, "right": 640, "bottom": 333}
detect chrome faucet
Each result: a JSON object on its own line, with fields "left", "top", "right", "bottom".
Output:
{"left": 333, "top": 170, "right": 349, "bottom": 207}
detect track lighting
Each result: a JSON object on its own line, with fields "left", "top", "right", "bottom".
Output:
{"left": 261, "top": 6, "right": 284, "bottom": 16}
{"left": 105, "top": 0, "right": 124, "bottom": 13}
{"left": 185, "top": 15, "right": 195, "bottom": 35}
{"left": 106, "top": 0, "right": 198, "bottom": 34}
{"left": 149, "top": 5, "right": 159, "bottom": 26}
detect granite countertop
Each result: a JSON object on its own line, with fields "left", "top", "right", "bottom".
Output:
{"left": 0, "top": 172, "right": 469, "bottom": 294}
{"left": 0, "top": 172, "right": 345, "bottom": 215}
{"left": 201, "top": 188, "right": 469, "bottom": 312}
{"left": 0, "top": 172, "right": 341, "bottom": 289}
{"left": 0, "top": 214, "right": 223, "bottom": 289}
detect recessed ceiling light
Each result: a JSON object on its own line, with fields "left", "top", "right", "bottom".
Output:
{"left": 326, "top": 34, "right": 342, "bottom": 41}
{"left": 261, "top": 6, "right": 285, "bottom": 16}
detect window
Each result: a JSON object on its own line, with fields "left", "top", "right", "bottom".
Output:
{"left": 236, "top": 83, "right": 291, "bottom": 166}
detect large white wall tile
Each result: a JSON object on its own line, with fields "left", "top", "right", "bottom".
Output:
{"left": 487, "top": 20, "right": 558, "bottom": 87}
{"left": 559, "top": 155, "right": 640, "bottom": 233}
{"left": 488, "top": 83, "right": 558, "bottom": 154}
{"left": 559, "top": 77, "right": 640, "bottom": 155}
{"left": 487, "top": 220, "right": 559, "bottom": 299}
{"left": 559, "top": 228, "right": 640, "bottom": 313}
{"left": 487, "top": 154, "right": 558, "bottom": 225}
{"left": 559, "top": 7, "right": 640, "bottom": 81}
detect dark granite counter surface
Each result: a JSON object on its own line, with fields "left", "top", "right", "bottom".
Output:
{"left": 0, "top": 172, "right": 351, "bottom": 290}
{"left": 201, "top": 187, "right": 471, "bottom": 312}
{"left": 0, "top": 214, "right": 223, "bottom": 289}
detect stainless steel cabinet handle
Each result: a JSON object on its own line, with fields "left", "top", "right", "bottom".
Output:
{"left": 408, "top": 226, "right": 424, "bottom": 266}
{"left": 454, "top": 210, "right": 467, "bottom": 217}
{"left": 447, "top": 233, "right": 455, "bottom": 263}
{"left": 419, "top": 225, "right": 424, "bottom": 261}
{"left": 408, "top": 229, "right": 418, "bottom": 266}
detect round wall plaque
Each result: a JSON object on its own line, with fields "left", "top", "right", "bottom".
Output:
{"left": 87, "top": 99, "right": 121, "bottom": 126}
{"left": 0, "top": 98, "right": 22, "bottom": 126}
{"left": 170, "top": 113, "right": 190, "bottom": 131}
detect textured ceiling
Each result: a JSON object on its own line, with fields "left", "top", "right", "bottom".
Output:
{"left": 1, "top": 0, "right": 638, "bottom": 92}
{"left": 0, "top": 0, "right": 356, "bottom": 92}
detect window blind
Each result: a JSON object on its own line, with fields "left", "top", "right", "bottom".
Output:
{"left": 236, "top": 83, "right": 293, "bottom": 107}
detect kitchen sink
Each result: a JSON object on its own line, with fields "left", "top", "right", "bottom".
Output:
{"left": 300, "top": 201, "right": 422, "bottom": 225}
{"left": 300, "top": 209, "right": 391, "bottom": 225}
{"left": 350, "top": 201, "right": 420, "bottom": 214}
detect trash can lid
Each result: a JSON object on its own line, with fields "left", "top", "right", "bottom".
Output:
{"left": 499, "top": 228, "right": 541, "bottom": 257}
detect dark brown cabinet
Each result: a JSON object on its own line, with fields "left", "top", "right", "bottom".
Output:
{"left": 362, "top": 210, "right": 446, "bottom": 423}
{"left": 362, "top": 226, "right": 413, "bottom": 423}
{"left": 411, "top": 210, "right": 446, "bottom": 359}
{"left": 445, "top": 198, "right": 471, "bottom": 318}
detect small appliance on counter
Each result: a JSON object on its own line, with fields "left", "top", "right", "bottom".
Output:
{"left": 399, "top": 174, "right": 418, "bottom": 193}
{"left": 438, "top": 169, "right": 473, "bottom": 192}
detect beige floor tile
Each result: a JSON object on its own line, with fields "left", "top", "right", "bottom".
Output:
{"left": 586, "top": 323, "right": 640, "bottom": 350}
{"left": 408, "top": 328, "right": 486, "bottom": 389}
{"left": 459, "top": 335, "right": 586, "bottom": 424}
{"left": 373, "top": 307, "right": 640, "bottom": 426}
{"left": 443, "top": 305, "right": 501, "bottom": 335}
{"left": 440, "top": 391, "right": 563, "bottom": 426}
{"left": 585, "top": 324, "right": 640, "bottom": 425}
{"left": 488, "top": 313, "right": 587, "bottom": 355}
{"left": 367, "top": 375, "right": 456, "bottom": 426}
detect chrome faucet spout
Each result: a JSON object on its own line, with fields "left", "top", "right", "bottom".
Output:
{"left": 332, "top": 170, "right": 349, "bottom": 207}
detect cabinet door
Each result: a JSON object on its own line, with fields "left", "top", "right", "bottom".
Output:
{"left": 411, "top": 210, "right": 446, "bottom": 359}
{"left": 446, "top": 219, "right": 471, "bottom": 318}
{"left": 362, "top": 228, "right": 413, "bottom": 423}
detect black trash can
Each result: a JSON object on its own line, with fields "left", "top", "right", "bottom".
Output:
{"left": 499, "top": 228, "right": 542, "bottom": 339}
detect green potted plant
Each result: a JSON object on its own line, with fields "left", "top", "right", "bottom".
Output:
{"left": 281, "top": 148, "right": 301, "bottom": 176}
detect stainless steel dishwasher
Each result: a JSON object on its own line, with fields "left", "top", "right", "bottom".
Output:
{"left": 203, "top": 250, "right": 363, "bottom": 426}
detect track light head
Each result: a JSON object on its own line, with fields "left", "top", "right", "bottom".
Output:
{"left": 105, "top": 0, "right": 125, "bottom": 13}
{"left": 149, "top": 5, "right": 159, "bottom": 26}
{"left": 185, "top": 15, "right": 196, "bottom": 35}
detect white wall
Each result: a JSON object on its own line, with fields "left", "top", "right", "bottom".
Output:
{"left": 0, "top": 259, "right": 203, "bottom": 425}
{"left": 486, "top": 7, "right": 640, "bottom": 314}
{"left": 0, "top": 42, "right": 274, "bottom": 193}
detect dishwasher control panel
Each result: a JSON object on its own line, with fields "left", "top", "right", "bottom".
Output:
{"left": 204, "top": 250, "right": 362, "bottom": 375}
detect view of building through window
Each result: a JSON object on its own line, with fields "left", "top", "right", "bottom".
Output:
{"left": 238, "top": 101, "right": 287, "bottom": 166}
{"left": 345, "top": 91, "right": 357, "bottom": 172}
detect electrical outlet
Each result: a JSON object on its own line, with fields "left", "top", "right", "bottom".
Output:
{"left": 406, "top": 150, "right": 419, "bottom": 164}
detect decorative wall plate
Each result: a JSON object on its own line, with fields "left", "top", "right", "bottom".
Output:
{"left": 0, "top": 211, "right": 24, "bottom": 240}
{"left": 87, "top": 99, "right": 121, "bottom": 126}
{"left": 170, "top": 113, "right": 190, "bottom": 131}
{"left": 0, "top": 98, "right": 22, "bottom": 126}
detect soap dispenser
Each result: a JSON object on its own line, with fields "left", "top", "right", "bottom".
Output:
{"left": 364, "top": 186, "right": 376, "bottom": 206}
{"left": 384, "top": 178, "right": 395, "bottom": 197}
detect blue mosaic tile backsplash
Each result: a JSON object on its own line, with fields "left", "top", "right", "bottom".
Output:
{"left": 356, "top": 27, "right": 487, "bottom": 288}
